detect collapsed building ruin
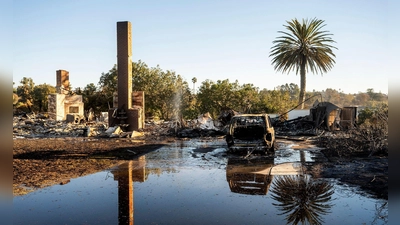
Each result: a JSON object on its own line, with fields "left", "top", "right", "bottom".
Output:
{"left": 273, "top": 101, "right": 358, "bottom": 136}
{"left": 46, "top": 21, "right": 144, "bottom": 132}
{"left": 48, "top": 70, "right": 84, "bottom": 122}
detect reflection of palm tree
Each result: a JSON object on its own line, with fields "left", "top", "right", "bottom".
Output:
{"left": 270, "top": 175, "right": 334, "bottom": 225}
{"left": 300, "top": 150, "right": 306, "bottom": 164}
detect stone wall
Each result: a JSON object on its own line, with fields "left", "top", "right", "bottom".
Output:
{"left": 48, "top": 94, "right": 65, "bottom": 120}
{"left": 64, "top": 95, "right": 84, "bottom": 119}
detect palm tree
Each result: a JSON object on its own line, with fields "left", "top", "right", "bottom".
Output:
{"left": 192, "top": 77, "right": 197, "bottom": 93}
{"left": 270, "top": 18, "right": 337, "bottom": 109}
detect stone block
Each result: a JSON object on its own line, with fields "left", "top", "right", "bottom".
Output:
{"left": 108, "top": 107, "right": 143, "bottom": 131}
{"left": 47, "top": 93, "right": 66, "bottom": 121}
{"left": 126, "top": 108, "right": 143, "bottom": 131}
{"left": 66, "top": 114, "right": 84, "bottom": 124}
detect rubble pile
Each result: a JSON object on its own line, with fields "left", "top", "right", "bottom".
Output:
{"left": 273, "top": 116, "right": 323, "bottom": 137}
{"left": 142, "top": 113, "right": 226, "bottom": 139}
{"left": 173, "top": 113, "right": 226, "bottom": 138}
{"left": 12, "top": 112, "right": 227, "bottom": 139}
{"left": 13, "top": 113, "right": 103, "bottom": 138}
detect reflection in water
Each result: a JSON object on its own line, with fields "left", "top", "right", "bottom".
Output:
{"left": 372, "top": 201, "right": 388, "bottom": 224}
{"left": 226, "top": 158, "right": 275, "bottom": 195}
{"left": 111, "top": 156, "right": 146, "bottom": 225}
{"left": 12, "top": 141, "right": 385, "bottom": 225}
{"left": 270, "top": 175, "right": 334, "bottom": 225}
{"left": 226, "top": 158, "right": 304, "bottom": 195}
{"left": 226, "top": 157, "right": 334, "bottom": 224}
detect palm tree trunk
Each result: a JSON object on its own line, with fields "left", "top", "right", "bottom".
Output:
{"left": 300, "top": 150, "right": 306, "bottom": 163}
{"left": 298, "top": 59, "right": 307, "bottom": 109}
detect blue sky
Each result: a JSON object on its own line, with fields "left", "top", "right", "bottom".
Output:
{"left": 11, "top": 0, "right": 391, "bottom": 94}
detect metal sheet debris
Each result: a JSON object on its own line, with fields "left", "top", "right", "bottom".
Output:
{"left": 273, "top": 101, "right": 358, "bottom": 137}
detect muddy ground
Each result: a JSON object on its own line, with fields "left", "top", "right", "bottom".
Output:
{"left": 13, "top": 136, "right": 388, "bottom": 200}
{"left": 13, "top": 136, "right": 173, "bottom": 196}
{"left": 285, "top": 139, "right": 388, "bottom": 200}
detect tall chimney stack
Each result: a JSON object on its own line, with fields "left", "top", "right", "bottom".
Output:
{"left": 117, "top": 21, "right": 132, "bottom": 111}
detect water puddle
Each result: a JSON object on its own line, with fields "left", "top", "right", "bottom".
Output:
{"left": 13, "top": 139, "right": 388, "bottom": 225}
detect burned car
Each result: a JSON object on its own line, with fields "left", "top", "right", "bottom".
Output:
{"left": 225, "top": 114, "right": 275, "bottom": 154}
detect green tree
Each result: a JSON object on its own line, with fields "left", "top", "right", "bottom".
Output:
{"left": 16, "top": 77, "right": 35, "bottom": 112}
{"left": 270, "top": 18, "right": 337, "bottom": 109}
{"left": 366, "top": 88, "right": 387, "bottom": 103}
{"left": 352, "top": 92, "right": 370, "bottom": 106}
{"left": 74, "top": 87, "right": 83, "bottom": 96}
{"left": 278, "top": 83, "right": 300, "bottom": 102}
{"left": 196, "top": 79, "right": 263, "bottom": 118}
{"left": 256, "top": 89, "right": 296, "bottom": 118}
{"left": 237, "top": 83, "right": 260, "bottom": 113}
{"left": 99, "top": 60, "right": 193, "bottom": 120}
{"left": 183, "top": 91, "right": 199, "bottom": 120}
{"left": 131, "top": 60, "right": 193, "bottom": 120}
{"left": 82, "top": 83, "right": 98, "bottom": 111}
{"left": 32, "top": 83, "right": 56, "bottom": 112}
{"left": 98, "top": 65, "right": 118, "bottom": 108}
{"left": 366, "top": 88, "right": 376, "bottom": 100}
{"left": 132, "top": 62, "right": 171, "bottom": 119}
{"left": 196, "top": 79, "right": 242, "bottom": 118}
{"left": 323, "top": 88, "right": 340, "bottom": 105}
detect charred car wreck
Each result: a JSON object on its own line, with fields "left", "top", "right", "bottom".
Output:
{"left": 225, "top": 114, "right": 275, "bottom": 154}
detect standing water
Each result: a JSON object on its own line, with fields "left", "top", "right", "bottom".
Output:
{"left": 13, "top": 139, "right": 388, "bottom": 225}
